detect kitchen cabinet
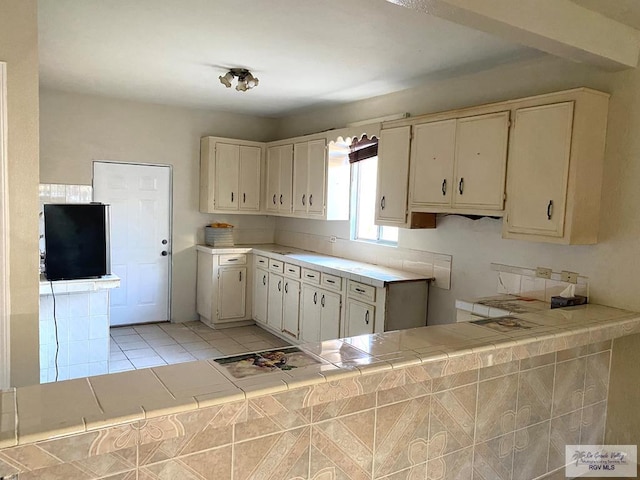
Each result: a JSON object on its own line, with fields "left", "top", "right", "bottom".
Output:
{"left": 266, "top": 144, "right": 294, "bottom": 214}
{"left": 375, "top": 126, "right": 411, "bottom": 226}
{"left": 300, "top": 285, "right": 341, "bottom": 343}
{"left": 196, "top": 251, "right": 251, "bottom": 326}
{"left": 267, "top": 272, "right": 284, "bottom": 330}
{"left": 409, "top": 111, "right": 509, "bottom": 213}
{"left": 253, "top": 261, "right": 269, "bottom": 325}
{"left": 293, "top": 139, "right": 327, "bottom": 217}
{"left": 200, "top": 137, "right": 262, "bottom": 213}
{"left": 282, "top": 279, "right": 301, "bottom": 339}
{"left": 345, "top": 298, "right": 375, "bottom": 337}
{"left": 503, "top": 90, "right": 609, "bottom": 244}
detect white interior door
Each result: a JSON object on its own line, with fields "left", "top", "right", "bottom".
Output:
{"left": 93, "top": 162, "right": 171, "bottom": 326}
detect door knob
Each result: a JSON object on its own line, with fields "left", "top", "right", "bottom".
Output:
{"left": 162, "top": 239, "right": 168, "bottom": 245}
{"left": 161, "top": 251, "right": 168, "bottom": 256}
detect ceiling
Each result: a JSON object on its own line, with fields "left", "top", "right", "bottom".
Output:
{"left": 38, "top": 0, "right": 540, "bottom": 117}
{"left": 571, "top": 0, "right": 640, "bottom": 30}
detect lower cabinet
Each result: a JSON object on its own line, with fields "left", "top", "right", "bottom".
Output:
{"left": 300, "top": 284, "right": 341, "bottom": 343}
{"left": 196, "top": 250, "right": 251, "bottom": 326}
{"left": 253, "top": 267, "right": 269, "bottom": 324}
{"left": 267, "top": 273, "right": 284, "bottom": 331}
{"left": 282, "top": 279, "right": 301, "bottom": 340}
{"left": 345, "top": 298, "right": 375, "bottom": 337}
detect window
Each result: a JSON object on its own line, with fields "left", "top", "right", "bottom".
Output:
{"left": 351, "top": 156, "right": 398, "bottom": 244}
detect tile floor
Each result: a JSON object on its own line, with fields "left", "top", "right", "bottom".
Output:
{"left": 109, "top": 321, "right": 291, "bottom": 373}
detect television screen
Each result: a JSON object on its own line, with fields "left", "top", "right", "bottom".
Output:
{"left": 44, "top": 204, "right": 111, "bottom": 281}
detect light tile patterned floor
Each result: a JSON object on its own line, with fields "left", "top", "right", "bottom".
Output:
{"left": 109, "top": 322, "right": 291, "bottom": 373}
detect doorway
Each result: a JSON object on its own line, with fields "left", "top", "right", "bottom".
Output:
{"left": 93, "top": 162, "right": 172, "bottom": 326}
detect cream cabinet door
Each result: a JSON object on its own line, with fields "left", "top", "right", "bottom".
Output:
{"left": 292, "top": 142, "right": 309, "bottom": 214}
{"left": 253, "top": 268, "right": 269, "bottom": 324}
{"left": 238, "top": 146, "right": 261, "bottom": 211}
{"left": 376, "top": 126, "right": 411, "bottom": 225}
{"left": 345, "top": 299, "right": 375, "bottom": 337}
{"left": 279, "top": 144, "right": 294, "bottom": 213}
{"left": 307, "top": 139, "right": 327, "bottom": 216}
{"left": 410, "top": 120, "right": 456, "bottom": 206}
{"left": 453, "top": 111, "right": 509, "bottom": 210}
{"left": 282, "top": 279, "right": 300, "bottom": 339}
{"left": 506, "top": 102, "right": 574, "bottom": 237}
{"left": 319, "top": 289, "right": 341, "bottom": 341}
{"left": 267, "top": 273, "right": 284, "bottom": 330}
{"left": 300, "top": 285, "right": 321, "bottom": 343}
{"left": 214, "top": 143, "right": 239, "bottom": 211}
{"left": 218, "top": 267, "right": 246, "bottom": 320}
{"left": 266, "top": 146, "right": 280, "bottom": 213}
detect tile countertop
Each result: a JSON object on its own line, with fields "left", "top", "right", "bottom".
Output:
{"left": 2, "top": 302, "right": 640, "bottom": 448}
{"left": 196, "top": 243, "right": 431, "bottom": 287}
{"left": 39, "top": 274, "right": 121, "bottom": 296}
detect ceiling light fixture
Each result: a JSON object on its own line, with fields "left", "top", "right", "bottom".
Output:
{"left": 219, "top": 68, "right": 259, "bottom": 92}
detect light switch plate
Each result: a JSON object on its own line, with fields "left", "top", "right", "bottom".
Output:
{"left": 561, "top": 271, "right": 578, "bottom": 284}
{"left": 536, "top": 267, "right": 552, "bottom": 279}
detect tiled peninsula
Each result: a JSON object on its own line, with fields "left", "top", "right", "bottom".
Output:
{"left": 1, "top": 304, "right": 638, "bottom": 479}
{"left": 39, "top": 275, "right": 120, "bottom": 383}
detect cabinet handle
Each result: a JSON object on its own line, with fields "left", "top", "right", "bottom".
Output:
{"left": 313, "top": 292, "right": 317, "bottom": 304}
{"left": 272, "top": 194, "right": 276, "bottom": 205}
{"left": 302, "top": 194, "right": 306, "bottom": 206}
{"left": 278, "top": 280, "right": 282, "bottom": 292}
{"left": 321, "top": 294, "right": 325, "bottom": 307}
{"left": 458, "top": 178, "right": 464, "bottom": 195}
{"left": 442, "top": 179, "right": 447, "bottom": 196}
{"left": 326, "top": 279, "right": 335, "bottom": 284}
{"left": 309, "top": 194, "right": 313, "bottom": 206}
{"left": 285, "top": 282, "right": 288, "bottom": 294}
{"left": 239, "top": 271, "right": 242, "bottom": 282}
{"left": 365, "top": 310, "right": 370, "bottom": 325}
{"left": 306, "top": 274, "right": 315, "bottom": 279}
{"left": 231, "top": 192, "right": 234, "bottom": 203}
{"left": 262, "top": 274, "right": 266, "bottom": 285}
{"left": 547, "top": 200, "right": 554, "bottom": 220}
{"left": 227, "top": 258, "right": 238, "bottom": 262}
{"left": 280, "top": 194, "right": 283, "bottom": 205}
{"left": 355, "top": 287, "right": 365, "bottom": 293}
{"left": 380, "top": 196, "right": 386, "bottom": 210}
{"left": 243, "top": 193, "right": 246, "bottom": 203}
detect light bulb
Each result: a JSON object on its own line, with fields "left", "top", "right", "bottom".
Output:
{"left": 236, "top": 79, "right": 248, "bottom": 92}
{"left": 245, "top": 73, "right": 259, "bottom": 89}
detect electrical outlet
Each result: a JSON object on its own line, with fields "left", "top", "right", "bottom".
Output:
{"left": 329, "top": 236, "right": 337, "bottom": 243}
{"left": 535, "top": 267, "right": 552, "bottom": 279}
{"left": 561, "top": 270, "right": 578, "bottom": 284}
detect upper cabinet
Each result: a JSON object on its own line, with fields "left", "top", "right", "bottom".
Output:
{"left": 503, "top": 90, "right": 609, "bottom": 244}
{"left": 200, "top": 137, "right": 262, "bottom": 214}
{"left": 409, "top": 111, "right": 509, "bottom": 215}
{"left": 375, "top": 126, "right": 411, "bottom": 226}
{"left": 293, "top": 139, "right": 327, "bottom": 217}
{"left": 266, "top": 144, "right": 294, "bottom": 214}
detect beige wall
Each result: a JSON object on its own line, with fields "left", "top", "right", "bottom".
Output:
{"left": 39, "top": 89, "right": 277, "bottom": 324}
{"left": 1, "top": 0, "right": 40, "bottom": 386}
{"left": 275, "top": 55, "right": 640, "bottom": 325}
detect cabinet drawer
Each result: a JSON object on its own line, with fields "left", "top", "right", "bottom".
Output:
{"left": 255, "top": 255, "right": 269, "bottom": 268}
{"left": 284, "top": 263, "right": 301, "bottom": 279}
{"left": 302, "top": 268, "right": 320, "bottom": 284}
{"left": 321, "top": 273, "right": 342, "bottom": 291}
{"left": 269, "top": 259, "right": 284, "bottom": 273}
{"left": 347, "top": 280, "right": 376, "bottom": 302}
{"left": 218, "top": 254, "right": 246, "bottom": 266}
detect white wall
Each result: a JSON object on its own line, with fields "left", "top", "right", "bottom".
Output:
{"left": 275, "top": 55, "right": 640, "bottom": 324}
{"left": 1, "top": 0, "right": 40, "bottom": 386}
{"left": 39, "top": 89, "right": 277, "bottom": 322}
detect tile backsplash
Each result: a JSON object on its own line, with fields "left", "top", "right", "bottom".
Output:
{"left": 491, "top": 263, "right": 589, "bottom": 301}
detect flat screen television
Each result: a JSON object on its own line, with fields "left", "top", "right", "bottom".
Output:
{"left": 44, "top": 203, "right": 111, "bottom": 281}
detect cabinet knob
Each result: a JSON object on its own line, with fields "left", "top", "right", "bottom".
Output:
{"left": 441, "top": 179, "right": 447, "bottom": 196}
{"left": 547, "top": 200, "right": 554, "bottom": 220}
